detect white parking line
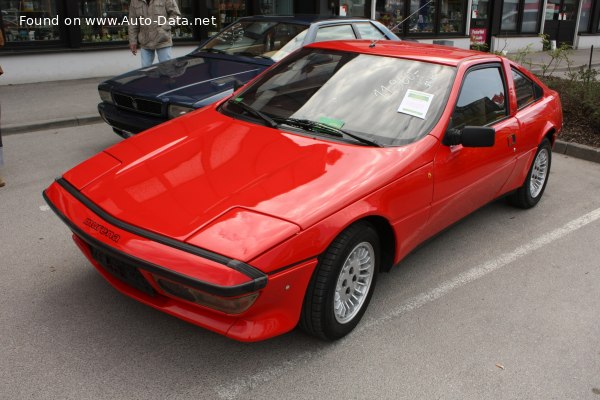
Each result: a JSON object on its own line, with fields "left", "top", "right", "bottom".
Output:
{"left": 39, "top": 205, "right": 50, "bottom": 212}
{"left": 215, "top": 207, "right": 600, "bottom": 400}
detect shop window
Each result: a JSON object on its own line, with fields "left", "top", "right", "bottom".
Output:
{"left": 578, "top": 0, "right": 593, "bottom": 33}
{"left": 375, "top": 0, "right": 405, "bottom": 34}
{"left": 341, "top": 0, "right": 368, "bottom": 17}
{"left": 440, "top": 0, "right": 463, "bottom": 33}
{"left": 176, "top": 0, "right": 193, "bottom": 39}
{"left": 500, "top": 0, "right": 542, "bottom": 33}
{"left": 79, "top": 0, "right": 128, "bottom": 43}
{"left": 207, "top": 0, "right": 247, "bottom": 36}
{"left": 521, "top": 0, "right": 540, "bottom": 32}
{"left": 77, "top": 0, "right": 194, "bottom": 44}
{"left": 451, "top": 66, "right": 507, "bottom": 128}
{"left": 257, "top": 0, "right": 293, "bottom": 15}
{"left": 409, "top": 0, "right": 436, "bottom": 33}
{"left": 1, "top": 0, "right": 61, "bottom": 42}
{"left": 314, "top": 24, "right": 356, "bottom": 42}
{"left": 500, "top": 0, "right": 519, "bottom": 31}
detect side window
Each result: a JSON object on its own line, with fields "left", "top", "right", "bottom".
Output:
{"left": 511, "top": 68, "right": 535, "bottom": 109}
{"left": 314, "top": 25, "right": 357, "bottom": 42}
{"left": 451, "top": 66, "right": 507, "bottom": 128}
{"left": 354, "top": 22, "right": 385, "bottom": 40}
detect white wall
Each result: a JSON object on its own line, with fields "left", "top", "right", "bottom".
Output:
{"left": 575, "top": 34, "right": 600, "bottom": 49}
{"left": 491, "top": 36, "right": 544, "bottom": 53}
{"left": 0, "top": 45, "right": 197, "bottom": 85}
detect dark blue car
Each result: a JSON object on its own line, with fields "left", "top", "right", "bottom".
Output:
{"left": 97, "top": 15, "right": 398, "bottom": 138}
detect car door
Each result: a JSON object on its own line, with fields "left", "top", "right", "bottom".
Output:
{"left": 427, "top": 63, "right": 520, "bottom": 235}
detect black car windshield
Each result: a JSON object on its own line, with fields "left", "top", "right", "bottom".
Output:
{"left": 222, "top": 48, "right": 456, "bottom": 146}
{"left": 197, "top": 21, "right": 308, "bottom": 62}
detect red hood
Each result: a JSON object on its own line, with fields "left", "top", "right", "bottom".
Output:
{"left": 64, "top": 107, "right": 437, "bottom": 260}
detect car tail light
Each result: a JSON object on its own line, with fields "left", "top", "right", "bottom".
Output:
{"left": 154, "top": 277, "right": 259, "bottom": 314}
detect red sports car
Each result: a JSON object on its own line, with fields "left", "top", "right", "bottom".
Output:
{"left": 44, "top": 40, "right": 562, "bottom": 342}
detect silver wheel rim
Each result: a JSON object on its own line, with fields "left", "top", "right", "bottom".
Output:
{"left": 334, "top": 242, "right": 375, "bottom": 324}
{"left": 530, "top": 148, "right": 549, "bottom": 198}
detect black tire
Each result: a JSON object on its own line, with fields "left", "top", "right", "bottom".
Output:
{"left": 508, "top": 138, "right": 552, "bottom": 209}
{"left": 300, "top": 221, "right": 380, "bottom": 340}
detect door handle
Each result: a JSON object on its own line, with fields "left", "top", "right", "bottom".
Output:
{"left": 507, "top": 134, "right": 517, "bottom": 146}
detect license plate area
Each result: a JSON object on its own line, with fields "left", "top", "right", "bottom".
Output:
{"left": 90, "top": 246, "right": 156, "bottom": 296}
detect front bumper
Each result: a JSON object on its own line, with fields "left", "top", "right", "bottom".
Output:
{"left": 98, "top": 102, "right": 167, "bottom": 137}
{"left": 44, "top": 179, "right": 317, "bottom": 341}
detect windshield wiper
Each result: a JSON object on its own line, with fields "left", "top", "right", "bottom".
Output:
{"left": 227, "top": 99, "right": 277, "bottom": 128}
{"left": 273, "top": 117, "right": 382, "bottom": 147}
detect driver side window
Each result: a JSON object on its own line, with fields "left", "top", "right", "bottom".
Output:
{"left": 450, "top": 66, "right": 507, "bottom": 129}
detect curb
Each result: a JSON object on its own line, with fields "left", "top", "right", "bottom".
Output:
{"left": 553, "top": 140, "right": 600, "bottom": 164}
{"left": 3, "top": 114, "right": 102, "bottom": 135}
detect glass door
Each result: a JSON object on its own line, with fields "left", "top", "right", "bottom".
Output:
{"left": 543, "top": 0, "right": 580, "bottom": 45}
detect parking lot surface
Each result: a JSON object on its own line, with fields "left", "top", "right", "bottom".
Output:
{"left": 1, "top": 124, "right": 599, "bottom": 399}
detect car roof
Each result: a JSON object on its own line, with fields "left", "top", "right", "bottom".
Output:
{"left": 238, "top": 14, "right": 375, "bottom": 26}
{"left": 305, "top": 40, "right": 499, "bottom": 67}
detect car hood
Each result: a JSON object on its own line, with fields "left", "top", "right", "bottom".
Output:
{"left": 104, "top": 53, "right": 269, "bottom": 106}
{"left": 65, "top": 107, "right": 437, "bottom": 261}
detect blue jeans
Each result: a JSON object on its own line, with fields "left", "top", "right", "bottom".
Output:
{"left": 140, "top": 47, "right": 173, "bottom": 67}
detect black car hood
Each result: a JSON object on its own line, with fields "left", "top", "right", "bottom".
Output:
{"left": 104, "top": 53, "right": 271, "bottom": 106}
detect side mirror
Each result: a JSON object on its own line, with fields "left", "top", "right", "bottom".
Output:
{"left": 443, "top": 126, "right": 495, "bottom": 147}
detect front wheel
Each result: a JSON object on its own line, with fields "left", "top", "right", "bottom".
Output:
{"left": 300, "top": 222, "right": 379, "bottom": 340}
{"left": 508, "top": 138, "right": 552, "bottom": 209}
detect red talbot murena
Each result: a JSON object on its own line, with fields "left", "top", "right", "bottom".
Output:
{"left": 44, "top": 40, "right": 562, "bottom": 341}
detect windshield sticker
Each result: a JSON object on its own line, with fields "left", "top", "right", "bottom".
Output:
{"left": 234, "top": 97, "right": 243, "bottom": 103}
{"left": 318, "top": 117, "right": 345, "bottom": 129}
{"left": 398, "top": 90, "right": 434, "bottom": 119}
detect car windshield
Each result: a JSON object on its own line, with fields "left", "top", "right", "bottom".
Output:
{"left": 197, "top": 20, "right": 308, "bottom": 62}
{"left": 222, "top": 48, "right": 455, "bottom": 146}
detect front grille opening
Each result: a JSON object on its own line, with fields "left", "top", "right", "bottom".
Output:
{"left": 90, "top": 246, "right": 156, "bottom": 297}
{"left": 113, "top": 93, "right": 163, "bottom": 116}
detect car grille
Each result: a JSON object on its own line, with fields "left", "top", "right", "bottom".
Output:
{"left": 89, "top": 244, "right": 156, "bottom": 297}
{"left": 113, "top": 93, "right": 163, "bottom": 116}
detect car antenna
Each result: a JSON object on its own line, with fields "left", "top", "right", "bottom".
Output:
{"left": 370, "top": 0, "right": 433, "bottom": 48}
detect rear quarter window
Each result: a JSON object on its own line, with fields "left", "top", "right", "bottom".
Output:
{"left": 511, "top": 67, "right": 543, "bottom": 109}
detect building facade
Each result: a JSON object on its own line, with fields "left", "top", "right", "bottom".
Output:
{"left": 1, "top": 0, "right": 599, "bottom": 84}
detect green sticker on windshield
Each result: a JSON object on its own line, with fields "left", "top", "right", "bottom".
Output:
{"left": 234, "top": 97, "right": 243, "bottom": 103}
{"left": 318, "top": 117, "right": 345, "bottom": 129}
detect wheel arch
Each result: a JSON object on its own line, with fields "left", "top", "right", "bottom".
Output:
{"left": 354, "top": 215, "right": 396, "bottom": 273}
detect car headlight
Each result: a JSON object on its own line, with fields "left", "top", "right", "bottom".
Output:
{"left": 168, "top": 104, "right": 195, "bottom": 119}
{"left": 99, "top": 89, "right": 113, "bottom": 104}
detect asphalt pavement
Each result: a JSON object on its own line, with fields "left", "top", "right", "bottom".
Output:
{"left": 0, "top": 123, "right": 599, "bottom": 399}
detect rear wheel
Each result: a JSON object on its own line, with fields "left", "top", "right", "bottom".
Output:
{"left": 508, "top": 138, "right": 552, "bottom": 209}
{"left": 300, "top": 222, "right": 379, "bottom": 340}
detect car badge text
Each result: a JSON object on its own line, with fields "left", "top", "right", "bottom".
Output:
{"left": 83, "top": 218, "right": 121, "bottom": 243}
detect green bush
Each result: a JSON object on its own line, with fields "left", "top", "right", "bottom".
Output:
{"left": 541, "top": 68, "right": 600, "bottom": 139}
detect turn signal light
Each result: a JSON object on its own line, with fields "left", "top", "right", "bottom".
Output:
{"left": 154, "top": 277, "right": 259, "bottom": 314}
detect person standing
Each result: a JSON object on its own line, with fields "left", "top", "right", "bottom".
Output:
{"left": 128, "top": 0, "right": 181, "bottom": 68}
{"left": 0, "top": 11, "right": 6, "bottom": 188}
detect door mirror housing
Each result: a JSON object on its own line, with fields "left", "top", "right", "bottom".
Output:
{"left": 443, "top": 126, "right": 496, "bottom": 147}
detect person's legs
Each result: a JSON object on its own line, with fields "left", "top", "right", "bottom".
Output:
{"left": 140, "top": 48, "right": 155, "bottom": 67}
{"left": 156, "top": 46, "right": 172, "bottom": 63}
